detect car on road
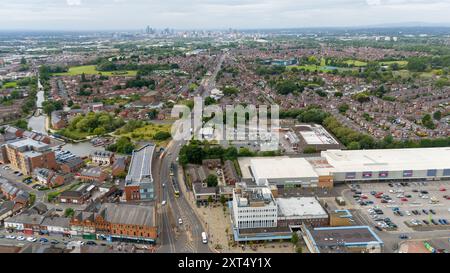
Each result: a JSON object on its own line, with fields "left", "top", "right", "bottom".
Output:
{"left": 420, "top": 190, "right": 429, "bottom": 194}
{"left": 178, "top": 218, "right": 183, "bottom": 225}
{"left": 17, "top": 236, "right": 25, "bottom": 241}
{"left": 201, "top": 232, "right": 208, "bottom": 244}
{"left": 161, "top": 200, "right": 166, "bottom": 206}
{"left": 26, "top": 237, "right": 37, "bottom": 242}
{"left": 86, "top": 241, "right": 97, "bottom": 246}
{"left": 401, "top": 198, "right": 408, "bottom": 202}
{"left": 399, "top": 234, "right": 409, "bottom": 240}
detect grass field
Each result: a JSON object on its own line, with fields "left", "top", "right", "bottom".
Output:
{"left": 380, "top": 60, "right": 408, "bottom": 67}
{"left": 53, "top": 65, "right": 137, "bottom": 77}
{"left": 288, "top": 65, "right": 335, "bottom": 72}
{"left": 1, "top": 81, "right": 17, "bottom": 89}
{"left": 116, "top": 123, "right": 172, "bottom": 146}
{"left": 344, "top": 60, "right": 368, "bottom": 67}
{"left": 393, "top": 69, "right": 439, "bottom": 79}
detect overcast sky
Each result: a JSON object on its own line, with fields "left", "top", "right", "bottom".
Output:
{"left": 1, "top": 0, "right": 450, "bottom": 30}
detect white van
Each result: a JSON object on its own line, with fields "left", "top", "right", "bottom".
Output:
{"left": 201, "top": 232, "right": 208, "bottom": 244}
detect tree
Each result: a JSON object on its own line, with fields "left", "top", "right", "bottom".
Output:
{"left": 153, "top": 131, "right": 171, "bottom": 141}
{"left": 303, "top": 146, "right": 317, "bottom": 154}
{"left": 10, "top": 90, "right": 20, "bottom": 100}
{"left": 206, "top": 174, "right": 218, "bottom": 187}
{"left": 220, "top": 195, "right": 226, "bottom": 206}
{"left": 296, "top": 245, "right": 303, "bottom": 253}
{"left": 148, "top": 109, "right": 158, "bottom": 120}
{"left": 338, "top": 103, "right": 349, "bottom": 114}
{"left": 347, "top": 141, "right": 361, "bottom": 150}
{"left": 422, "top": 114, "right": 436, "bottom": 129}
{"left": 207, "top": 196, "right": 214, "bottom": 204}
{"left": 64, "top": 208, "right": 75, "bottom": 217}
{"left": 205, "top": 97, "right": 217, "bottom": 106}
{"left": 433, "top": 111, "right": 442, "bottom": 121}
{"left": 291, "top": 232, "right": 299, "bottom": 245}
{"left": 93, "top": 127, "right": 106, "bottom": 136}
{"left": 13, "top": 119, "right": 28, "bottom": 130}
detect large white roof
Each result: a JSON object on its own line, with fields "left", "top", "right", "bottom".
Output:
{"left": 277, "top": 197, "right": 328, "bottom": 218}
{"left": 250, "top": 157, "right": 318, "bottom": 179}
{"left": 321, "top": 148, "right": 450, "bottom": 172}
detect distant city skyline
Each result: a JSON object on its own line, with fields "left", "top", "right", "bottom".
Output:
{"left": 1, "top": 0, "right": 450, "bottom": 30}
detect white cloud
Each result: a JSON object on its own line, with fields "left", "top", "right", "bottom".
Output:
{"left": 67, "top": 0, "right": 82, "bottom": 6}
{"left": 0, "top": 0, "right": 450, "bottom": 30}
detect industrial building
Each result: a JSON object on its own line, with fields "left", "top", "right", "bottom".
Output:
{"left": 124, "top": 144, "right": 155, "bottom": 201}
{"left": 246, "top": 147, "right": 450, "bottom": 188}
{"left": 321, "top": 148, "right": 450, "bottom": 182}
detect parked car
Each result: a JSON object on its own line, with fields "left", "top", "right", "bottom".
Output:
{"left": 16, "top": 236, "right": 25, "bottom": 241}
{"left": 399, "top": 234, "right": 409, "bottom": 239}
{"left": 26, "top": 237, "right": 37, "bottom": 242}
{"left": 430, "top": 209, "right": 436, "bottom": 215}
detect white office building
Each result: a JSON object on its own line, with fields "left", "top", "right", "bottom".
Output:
{"left": 232, "top": 186, "right": 277, "bottom": 229}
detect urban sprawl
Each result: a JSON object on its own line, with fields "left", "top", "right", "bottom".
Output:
{"left": 0, "top": 27, "right": 449, "bottom": 254}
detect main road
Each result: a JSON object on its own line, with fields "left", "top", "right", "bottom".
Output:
{"left": 154, "top": 138, "right": 212, "bottom": 253}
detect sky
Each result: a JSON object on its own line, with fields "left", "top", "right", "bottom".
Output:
{"left": 0, "top": 0, "right": 450, "bottom": 30}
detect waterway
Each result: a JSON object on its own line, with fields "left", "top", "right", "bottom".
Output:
{"left": 27, "top": 83, "right": 47, "bottom": 134}
{"left": 61, "top": 142, "right": 105, "bottom": 157}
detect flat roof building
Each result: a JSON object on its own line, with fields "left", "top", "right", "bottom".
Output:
{"left": 303, "top": 225, "right": 384, "bottom": 253}
{"left": 247, "top": 148, "right": 450, "bottom": 187}
{"left": 124, "top": 144, "right": 155, "bottom": 201}
{"left": 322, "top": 148, "right": 450, "bottom": 182}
